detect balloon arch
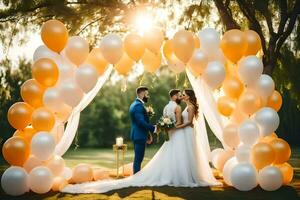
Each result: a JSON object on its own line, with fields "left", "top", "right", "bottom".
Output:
{"left": 1, "top": 19, "right": 293, "bottom": 196}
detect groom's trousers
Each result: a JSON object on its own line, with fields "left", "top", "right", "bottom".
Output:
{"left": 133, "top": 140, "right": 146, "bottom": 174}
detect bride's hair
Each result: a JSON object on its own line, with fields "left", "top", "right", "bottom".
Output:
{"left": 184, "top": 89, "right": 198, "bottom": 118}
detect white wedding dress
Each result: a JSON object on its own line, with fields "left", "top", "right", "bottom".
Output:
{"left": 62, "top": 106, "right": 220, "bottom": 193}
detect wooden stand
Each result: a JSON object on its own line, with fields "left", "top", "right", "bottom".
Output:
{"left": 112, "top": 144, "right": 127, "bottom": 178}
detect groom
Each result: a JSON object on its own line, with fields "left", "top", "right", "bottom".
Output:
{"left": 129, "top": 86, "right": 157, "bottom": 174}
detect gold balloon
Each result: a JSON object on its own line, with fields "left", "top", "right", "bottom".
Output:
{"left": 270, "top": 138, "right": 291, "bottom": 164}
{"left": 31, "top": 107, "right": 55, "bottom": 131}
{"left": 188, "top": 49, "right": 208, "bottom": 76}
{"left": 260, "top": 132, "right": 278, "bottom": 143}
{"left": 276, "top": 163, "right": 294, "bottom": 185}
{"left": 142, "top": 49, "right": 162, "bottom": 73}
{"left": 124, "top": 33, "right": 145, "bottom": 61}
{"left": 238, "top": 89, "right": 261, "bottom": 116}
{"left": 143, "top": 27, "right": 164, "bottom": 53}
{"left": 230, "top": 107, "right": 248, "bottom": 124}
{"left": 193, "top": 33, "right": 200, "bottom": 49}
{"left": 2, "top": 136, "right": 30, "bottom": 166}
{"left": 252, "top": 142, "right": 275, "bottom": 169}
{"left": 85, "top": 48, "right": 109, "bottom": 75}
{"left": 52, "top": 177, "right": 68, "bottom": 191}
{"left": 7, "top": 102, "right": 33, "bottom": 130}
{"left": 55, "top": 104, "right": 72, "bottom": 123}
{"left": 13, "top": 126, "right": 37, "bottom": 143}
{"left": 21, "top": 79, "right": 45, "bottom": 108}
{"left": 221, "top": 29, "right": 247, "bottom": 63}
{"left": 163, "top": 40, "right": 174, "bottom": 60}
{"left": 32, "top": 58, "right": 59, "bottom": 87}
{"left": 244, "top": 30, "right": 261, "bottom": 56}
{"left": 223, "top": 76, "right": 244, "bottom": 99}
{"left": 114, "top": 53, "right": 134, "bottom": 76}
{"left": 41, "top": 19, "right": 68, "bottom": 52}
{"left": 173, "top": 30, "right": 195, "bottom": 63}
{"left": 217, "top": 96, "right": 236, "bottom": 117}
{"left": 267, "top": 90, "right": 282, "bottom": 111}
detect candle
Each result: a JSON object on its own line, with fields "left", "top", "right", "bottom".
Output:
{"left": 116, "top": 137, "right": 123, "bottom": 146}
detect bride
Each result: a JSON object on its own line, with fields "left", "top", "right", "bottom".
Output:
{"left": 62, "top": 89, "right": 220, "bottom": 193}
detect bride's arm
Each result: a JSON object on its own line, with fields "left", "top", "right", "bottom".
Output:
{"left": 175, "top": 106, "right": 195, "bottom": 129}
{"left": 175, "top": 106, "right": 182, "bottom": 126}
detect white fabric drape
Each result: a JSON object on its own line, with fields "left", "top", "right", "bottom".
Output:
{"left": 54, "top": 65, "right": 113, "bottom": 156}
{"left": 186, "top": 69, "right": 228, "bottom": 160}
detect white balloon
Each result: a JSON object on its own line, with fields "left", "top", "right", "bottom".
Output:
{"left": 65, "top": 36, "right": 89, "bottom": 66}
{"left": 75, "top": 64, "right": 99, "bottom": 93}
{"left": 43, "top": 87, "right": 64, "bottom": 112}
{"left": 258, "top": 166, "right": 283, "bottom": 191}
{"left": 255, "top": 74, "right": 275, "bottom": 99}
{"left": 211, "top": 148, "right": 225, "bottom": 166}
{"left": 60, "top": 167, "right": 73, "bottom": 181}
{"left": 238, "top": 55, "right": 263, "bottom": 86}
{"left": 223, "top": 124, "right": 240, "bottom": 148}
{"left": 231, "top": 163, "right": 258, "bottom": 191}
{"left": 198, "top": 28, "right": 220, "bottom": 52}
{"left": 212, "top": 150, "right": 234, "bottom": 170}
{"left": 238, "top": 119, "right": 260, "bottom": 146}
{"left": 56, "top": 56, "right": 77, "bottom": 83}
{"left": 203, "top": 61, "right": 225, "bottom": 89}
{"left": 23, "top": 155, "right": 45, "bottom": 173}
{"left": 222, "top": 157, "right": 238, "bottom": 186}
{"left": 235, "top": 144, "right": 251, "bottom": 163}
{"left": 100, "top": 34, "right": 123, "bottom": 64}
{"left": 50, "top": 122, "right": 65, "bottom": 144}
{"left": 204, "top": 48, "right": 226, "bottom": 64}
{"left": 31, "top": 132, "right": 55, "bottom": 161}
{"left": 29, "top": 166, "right": 53, "bottom": 194}
{"left": 1, "top": 166, "right": 29, "bottom": 196}
{"left": 33, "top": 45, "right": 59, "bottom": 62}
{"left": 59, "top": 79, "right": 84, "bottom": 107}
{"left": 254, "top": 107, "right": 280, "bottom": 137}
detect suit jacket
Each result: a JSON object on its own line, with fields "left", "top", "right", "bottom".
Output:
{"left": 129, "top": 98, "right": 155, "bottom": 142}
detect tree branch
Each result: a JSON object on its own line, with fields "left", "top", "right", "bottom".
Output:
{"left": 213, "top": 0, "right": 240, "bottom": 30}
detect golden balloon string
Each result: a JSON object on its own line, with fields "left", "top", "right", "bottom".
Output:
{"left": 121, "top": 77, "right": 128, "bottom": 92}
{"left": 150, "top": 74, "right": 157, "bottom": 89}
{"left": 138, "top": 73, "right": 145, "bottom": 86}
{"left": 183, "top": 72, "right": 189, "bottom": 89}
{"left": 175, "top": 74, "right": 179, "bottom": 88}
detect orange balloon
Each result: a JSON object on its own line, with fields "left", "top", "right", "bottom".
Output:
{"left": 32, "top": 58, "right": 59, "bottom": 87}
{"left": 52, "top": 177, "right": 68, "bottom": 191}
{"left": 217, "top": 96, "right": 236, "bottom": 117}
{"left": 7, "top": 102, "right": 33, "bottom": 130}
{"left": 270, "top": 138, "right": 291, "bottom": 164}
{"left": 163, "top": 40, "right": 174, "bottom": 60}
{"left": 2, "top": 136, "right": 30, "bottom": 166}
{"left": 252, "top": 142, "right": 275, "bottom": 169}
{"left": 244, "top": 30, "right": 261, "bottom": 56}
{"left": 13, "top": 126, "right": 37, "bottom": 143}
{"left": 276, "top": 163, "right": 294, "bottom": 185}
{"left": 260, "top": 132, "right": 278, "bottom": 143}
{"left": 238, "top": 89, "right": 261, "bottom": 116}
{"left": 124, "top": 33, "right": 145, "bottom": 61}
{"left": 173, "top": 30, "right": 195, "bottom": 63}
{"left": 193, "top": 33, "right": 200, "bottom": 49}
{"left": 221, "top": 29, "right": 247, "bottom": 63}
{"left": 41, "top": 19, "right": 68, "bottom": 52}
{"left": 143, "top": 27, "right": 164, "bottom": 53}
{"left": 230, "top": 107, "right": 248, "bottom": 124}
{"left": 21, "top": 79, "right": 45, "bottom": 108}
{"left": 142, "top": 49, "right": 162, "bottom": 73}
{"left": 72, "top": 164, "right": 93, "bottom": 183}
{"left": 31, "top": 107, "right": 55, "bottom": 131}
{"left": 223, "top": 76, "right": 244, "bottom": 99}
{"left": 85, "top": 48, "right": 109, "bottom": 75}
{"left": 267, "top": 90, "right": 282, "bottom": 111}
{"left": 114, "top": 53, "right": 134, "bottom": 76}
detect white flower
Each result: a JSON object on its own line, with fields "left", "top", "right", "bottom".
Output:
{"left": 161, "top": 122, "right": 165, "bottom": 126}
{"left": 163, "top": 117, "right": 171, "bottom": 124}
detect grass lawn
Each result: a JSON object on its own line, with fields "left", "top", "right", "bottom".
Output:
{"left": 0, "top": 145, "right": 299, "bottom": 200}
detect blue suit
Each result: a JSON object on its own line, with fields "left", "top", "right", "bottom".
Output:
{"left": 129, "top": 98, "right": 155, "bottom": 173}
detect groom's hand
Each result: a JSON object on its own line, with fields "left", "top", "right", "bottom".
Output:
{"left": 146, "top": 134, "right": 153, "bottom": 144}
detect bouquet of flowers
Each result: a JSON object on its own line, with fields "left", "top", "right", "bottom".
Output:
{"left": 145, "top": 105, "right": 155, "bottom": 118}
{"left": 157, "top": 116, "right": 176, "bottom": 141}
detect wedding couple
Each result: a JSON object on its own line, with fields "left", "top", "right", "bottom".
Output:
{"left": 62, "top": 86, "right": 220, "bottom": 193}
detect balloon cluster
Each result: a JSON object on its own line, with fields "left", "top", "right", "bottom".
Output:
{"left": 1, "top": 19, "right": 293, "bottom": 195}
{"left": 207, "top": 29, "right": 293, "bottom": 191}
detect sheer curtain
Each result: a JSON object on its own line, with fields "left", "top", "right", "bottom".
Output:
{"left": 186, "top": 69, "right": 229, "bottom": 161}
{"left": 54, "top": 65, "right": 113, "bottom": 156}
